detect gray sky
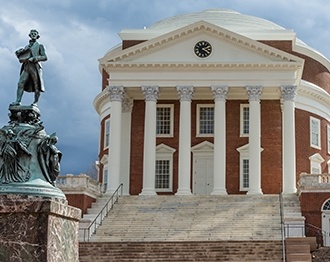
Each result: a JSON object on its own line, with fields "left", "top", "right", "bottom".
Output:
{"left": 0, "top": 0, "right": 329, "bottom": 175}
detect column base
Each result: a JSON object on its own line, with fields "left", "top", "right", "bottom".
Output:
{"left": 139, "top": 188, "right": 157, "bottom": 196}
{"left": 175, "top": 188, "right": 192, "bottom": 195}
{"left": 211, "top": 188, "right": 228, "bottom": 195}
{"left": 282, "top": 187, "right": 297, "bottom": 194}
{"left": 247, "top": 189, "right": 263, "bottom": 195}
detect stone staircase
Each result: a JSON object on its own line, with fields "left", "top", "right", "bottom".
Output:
{"left": 79, "top": 194, "right": 288, "bottom": 261}
{"left": 79, "top": 241, "right": 283, "bottom": 262}
{"left": 89, "top": 195, "right": 282, "bottom": 242}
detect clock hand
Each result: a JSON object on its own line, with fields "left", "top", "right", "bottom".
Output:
{"left": 202, "top": 47, "right": 211, "bottom": 54}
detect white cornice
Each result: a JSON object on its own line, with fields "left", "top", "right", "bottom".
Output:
{"left": 93, "top": 88, "right": 109, "bottom": 115}
{"left": 296, "top": 80, "right": 330, "bottom": 121}
{"left": 104, "top": 62, "right": 302, "bottom": 70}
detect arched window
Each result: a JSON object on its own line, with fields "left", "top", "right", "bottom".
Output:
{"left": 322, "top": 199, "right": 330, "bottom": 210}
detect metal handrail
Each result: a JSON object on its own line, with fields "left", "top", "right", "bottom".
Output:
{"left": 80, "top": 183, "right": 123, "bottom": 242}
{"left": 279, "top": 191, "right": 286, "bottom": 262}
{"left": 305, "top": 223, "right": 328, "bottom": 247}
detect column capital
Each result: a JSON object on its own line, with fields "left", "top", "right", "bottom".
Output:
{"left": 177, "top": 86, "right": 194, "bottom": 102}
{"left": 122, "top": 97, "right": 134, "bottom": 113}
{"left": 211, "top": 85, "right": 228, "bottom": 101}
{"left": 246, "top": 85, "right": 263, "bottom": 102}
{"left": 142, "top": 86, "right": 159, "bottom": 102}
{"left": 108, "top": 85, "right": 125, "bottom": 102}
{"left": 281, "top": 85, "right": 297, "bottom": 101}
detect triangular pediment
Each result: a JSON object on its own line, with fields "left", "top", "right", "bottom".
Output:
{"left": 101, "top": 20, "right": 303, "bottom": 66}
{"left": 191, "top": 141, "right": 214, "bottom": 153}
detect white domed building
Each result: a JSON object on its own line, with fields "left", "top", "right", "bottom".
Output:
{"left": 92, "top": 9, "right": 330, "bottom": 240}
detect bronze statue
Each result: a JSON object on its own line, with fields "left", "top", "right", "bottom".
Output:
{"left": 12, "top": 29, "right": 47, "bottom": 106}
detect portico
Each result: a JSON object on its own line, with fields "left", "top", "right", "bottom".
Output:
{"left": 106, "top": 82, "right": 298, "bottom": 195}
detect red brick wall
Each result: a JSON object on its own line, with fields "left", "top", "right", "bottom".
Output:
{"left": 122, "top": 40, "right": 146, "bottom": 49}
{"left": 102, "top": 69, "right": 109, "bottom": 91}
{"left": 130, "top": 100, "right": 145, "bottom": 194}
{"left": 66, "top": 194, "right": 96, "bottom": 217}
{"left": 261, "top": 100, "right": 282, "bottom": 193}
{"left": 295, "top": 109, "right": 330, "bottom": 176}
{"left": 300, "top": 193, "right": 330, "bottom": 232}
{"left": 260, "top": 40, "right": 330, "bottom": 93}
{"left": 129, "top": 99, "right": 284, "bottom": 195}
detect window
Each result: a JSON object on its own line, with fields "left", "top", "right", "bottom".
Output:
{"left": 103, "top": 168, "right": 108, "bottom": 193}
{"left": 155, "top": 144, "right": 175, "bottom": 192}
{"left": 236, "top": 144, "right": 250, "bottom": 191}
{"left": 236, "top": 143, "right": 263, "bottom": 191}
{"left": 156, "top": 105, "right": 174, "bottom": 137}
{"left": 155, "top": 160, "right": 170, "bottom": 190}
{"left": 322, "top": 199, "right": 330, "bottom": 210}
{"left": 197, "top": 104, "right": 214, "bottom": 136}
{"left": 240, "top": 104, "right": 249, "bottom": 136}
{"left": 242, "top": 159, "right": 249, "bottom": 189}
{"left": 104, "top": 119, "right": 110, "bottom": 148}
{"left": 310, "top": 117, "right": 321, "bottom": 149}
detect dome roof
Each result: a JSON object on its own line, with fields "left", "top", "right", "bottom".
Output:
{"left": 148, "top": 9, "right": 285, "bottom": 32}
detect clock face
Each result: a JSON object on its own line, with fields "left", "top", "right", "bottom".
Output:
{"left": 194, "top": 41, "right": 212, "bottom": 58}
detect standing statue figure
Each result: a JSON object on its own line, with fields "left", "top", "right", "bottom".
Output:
{"left": 12, "top": 29, "right": 47, "bottom": 106}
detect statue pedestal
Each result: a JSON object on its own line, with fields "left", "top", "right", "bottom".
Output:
{"left": 0, "top": 194, "right": 81, "bottom": 262}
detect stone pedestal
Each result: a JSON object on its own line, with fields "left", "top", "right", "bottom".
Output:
{"left": 0, "top": 194, "right": 81, "bottom": 262}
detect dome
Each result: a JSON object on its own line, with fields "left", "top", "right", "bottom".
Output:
{"left": 148, "top": 9, "right": 285, "bottom": 32}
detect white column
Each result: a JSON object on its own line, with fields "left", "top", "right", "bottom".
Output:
{"left": 246, "top": 85, "right": 263, "bottom": 195}
{"left": 281, "top": 85, "right": 297, "bottom": 194}
{"left": 211, "top": 85, "right": 228, "bottom": 195}
{"left": 121, "top": 98, "right": 133, "bottom": 195}
{"left": 176, "top": 86, "right": 194, "bottom": 195}
{"left": 107, "top": 85, "right": 124, "bottom": 194}
{"left": 140, "top": 86, "right": 159, "bottom": 195}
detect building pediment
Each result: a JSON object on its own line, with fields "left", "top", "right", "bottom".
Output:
{"left": 100, "top": 20, "right": 303, "bottom": 68}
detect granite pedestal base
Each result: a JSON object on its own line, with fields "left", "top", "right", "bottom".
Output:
{"left": 0, "top": 194, "right": 81, "bottom": 262}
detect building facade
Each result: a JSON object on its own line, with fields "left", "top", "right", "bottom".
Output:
{"left": 94, "top": 9, "right": 330, "bottom": 197}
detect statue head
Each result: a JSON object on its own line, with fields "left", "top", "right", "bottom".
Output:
{"left": 29, "top": 29, "right": 40, "bottom": 40}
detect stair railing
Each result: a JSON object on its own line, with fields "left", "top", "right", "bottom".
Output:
{"left": 279, "top": 190, "right": 286, "bottom": 262}
{"left": 80, "top": 183, "right": 123, "bottom": 242}
{"left": 305, "top": 223, "right": 328, "bottom": 247}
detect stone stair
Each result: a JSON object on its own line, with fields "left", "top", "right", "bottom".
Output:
{"left": 78, "top": 194, "right": 290, "bottom": 261}
{"left": 79, "top": 241, "right": 283, "bottom": 262}
{"left": 282, "top": 194, "right": 306, "bottom": 238}
{"left": 285, "top": 237, "right": 317, "bottom": 262}
{"left": 79, "top": 194, "right": 115, "bottom": 240}
{"left": 90, "top": 195, "right": 282, "bottom": 242}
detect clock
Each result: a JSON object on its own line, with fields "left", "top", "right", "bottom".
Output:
{"left": 194, "top": 41, "right": 212, "bottom": 58}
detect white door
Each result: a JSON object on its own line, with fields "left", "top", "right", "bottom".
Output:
{"left": 322, "top": 211, "right": 330, "bottom": 246}
{"left": 193, "top": 156, "right": 213, "bottom": 195}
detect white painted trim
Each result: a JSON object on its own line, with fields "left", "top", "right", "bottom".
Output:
{"left": 309, "top": 153, "right": 325, "bottom": 174}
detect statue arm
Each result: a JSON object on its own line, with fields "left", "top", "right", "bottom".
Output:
{"left": 35, "top": 44, "right": 47, "bottom": 62}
